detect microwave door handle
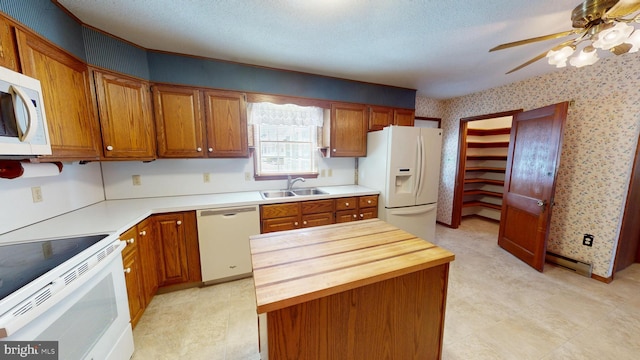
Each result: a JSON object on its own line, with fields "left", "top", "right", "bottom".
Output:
{"left": 9, "top": 85, "right": 38, "bottom": 142}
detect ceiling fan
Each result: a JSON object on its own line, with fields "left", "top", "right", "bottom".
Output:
{"left": 490, "top": 0, "right": 640, "bottom": 74}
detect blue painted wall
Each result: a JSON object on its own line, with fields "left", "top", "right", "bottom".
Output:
{"left": 1, "top": 0, "right": 415, "bottom": 108}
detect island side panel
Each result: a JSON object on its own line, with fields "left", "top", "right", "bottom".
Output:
{"left": 265, "top": 263, "right": 450, "bottom": 360}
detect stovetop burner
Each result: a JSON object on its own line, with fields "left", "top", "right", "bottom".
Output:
{"left": 0, "top": 234, "right": 109, "bottom": 301}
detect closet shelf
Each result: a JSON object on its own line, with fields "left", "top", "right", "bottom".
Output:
{"left": 467, "top": 141, "right": 510, "bottom": 148}
{"left": 466, "top": 155, "right": 508, "bottom": 161}
{"left": 462, "top": 201, "right": 502, "bottom": 211}
{"left": 467, "top": 127, "right": 511, "bottom": 136}
{"left": 465, "top": 167, "right": 506, "bottom": 173}
{"left": 464, "top": 178, "right": 505, "bottom": 186}
{"left": 463, "top": 190, "right": 503, "bottom": 198}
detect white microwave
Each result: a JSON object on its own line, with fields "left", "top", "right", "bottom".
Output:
{"left": 0, "top": 66, "right": 51, "bottom": 156}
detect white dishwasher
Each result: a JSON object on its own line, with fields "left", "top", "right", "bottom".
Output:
{"left": 196, "top": 205, "right": 260, "bottom": 284}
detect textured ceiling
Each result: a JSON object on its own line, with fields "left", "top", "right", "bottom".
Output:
{"left": 56, "top": 0, "right": 635, "bottom": 99}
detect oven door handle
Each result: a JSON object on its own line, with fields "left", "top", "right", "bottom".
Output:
{"left": 0, "top": 240, "right": 125, "bottom": 339}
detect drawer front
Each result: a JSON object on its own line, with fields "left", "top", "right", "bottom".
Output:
{"left": 301, "top": 199, "right": 334, "bottom": 214}
{"left": 359, "top": 195, "right": 378, "bottom": 208}
{"left": 120, "top": 225, "right": 138, "bottom": 258}
{"left": 262, "top": 216, "right": 300, "bottom": 233}
{"left": 336, "top": 210, "right": 358, "bottom": 223}
{"left": 359, "top": 207, "right": 378, "bottom": 220}
{"left": 261, "top": 203, "right": 300, "bottom": 219}
{"left": 302, "top": 212, "right": 334, "bottom": 228}
{"left": 335, "top": 197, "right": 357, "bottom": 211}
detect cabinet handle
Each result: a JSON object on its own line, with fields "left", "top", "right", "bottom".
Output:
{"left": 352, "top": 214, "right": 357, "bottom": 218}
{"left": 345, "top": 202, "right": 349, "bottom": 206}
{"left": 106, "top": 145, "right": 113, "bottom": 151}
{"left": 367, "top": 200, "right": 372, "bottom": 204}
{"left": 139, "top": 230, "right": 146, "bottom": 236}
{"left": 294, "top": 221, "right": 299, "bottom": 226}
{"left": 126, "top": 238, "right": 135, "bottom": 244}
{"left": 360, "top": 214, "right": 364, "bottom": 218}
{"left": 208, "top": 148, "right": 213, "bottom": 152}
{"left": 332, "top": 149, "right": 336, "bottom": 152}
{"left": 123, "top": 268, "right": 131, "bottom": 274}
{"left": 176, "top": 220, "right": 182, "bottom": 225}
{"left": 197, "top": 147, "right": 202, "bottom": 152}
{"left": 303, "top": 220, "right": 307, "bottom": 225}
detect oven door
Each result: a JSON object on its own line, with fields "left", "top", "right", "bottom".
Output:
{"left": 3, "top": 251, "right": 134, "bottom": 360}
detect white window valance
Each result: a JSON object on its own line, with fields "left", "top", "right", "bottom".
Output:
{"left": 247, "top": 102, "right": 324, "bottom": 127}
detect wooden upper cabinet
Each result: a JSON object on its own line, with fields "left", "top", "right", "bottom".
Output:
{"left": 393, "top": 109, "right": 415, "bottom": 127}
{"left": 153, "top": 85, "right": 206, "bottom": 158}
{"left": 0, "top": 15, "right": 19, "bottom": 72}
{"left": 15, "top": 29, "right": 101, "bottom": 159}
{"left": 204, "top": 90, "right": 249, "bottom": 158}
{"left": 330, "top": 103, "right": 367, "bottom": 157}
{"left": 94, "top": 70, "right": 156, "bottom": 159}
{"left": 368, "top": 106, "right": 393, "bottom": 131}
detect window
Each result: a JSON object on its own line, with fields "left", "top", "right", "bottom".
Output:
{"left": 248, "top": 102, "right": 324, "bottom": 177}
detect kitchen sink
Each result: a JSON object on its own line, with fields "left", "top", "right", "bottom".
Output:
{"left": 260, "top": 188, "right": 328, "bottom": 199}
{"left": 292, "top": 188, "right": 328, "bottom": 196}
{"left": 261, "top": 190, "right": 296, "bottom": 199}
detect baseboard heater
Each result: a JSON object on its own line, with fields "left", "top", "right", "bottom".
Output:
{"left": 545, "top": 252, "right": 592, "bottom": 278}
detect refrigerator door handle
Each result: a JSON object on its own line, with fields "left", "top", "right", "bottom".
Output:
{"left": 416, "top": 135, "right": 426, "bottom": 199}
{"left": 388, "top": 203, "right": 436, "bottom": 215}
{"left": 413, "top": 135, "right": 422, "bottom": 197}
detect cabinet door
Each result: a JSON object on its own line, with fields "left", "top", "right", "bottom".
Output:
{"left": 155, "top": 213, "right": 190, "bottom": 286}
{"left": 0, "top": 15, "right": 19, "bottom": 71}
{"left": 94, "top": 70, "right": 156, "bottom": 159}
{"left": 204, "top": 90, "right": 249, "bottom": 158}
{"left": 393, "top": 109, "right": 415, "bottom": 127}
{"left": 368, "top": 106, "right": 393, "bottom": 131}
{"left": 154, "top": 85, "right": 206, "bottom": 158}
{"left": 302, "top": 212, "right": 334, "bottom": 228}
{"left": 330, "top": 103, "right": 367, "bottom": 157}
{"left": 16, "top": 29, "right": 101, "bottom": 159}
{"left": 123, "top": 250, "right": 145, "bottom": 329}
{"left": 137, "top": 217, "right": 158, "bottom": 302}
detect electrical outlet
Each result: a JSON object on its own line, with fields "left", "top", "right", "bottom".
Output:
{"left": 583, "top": 234, "right": 594, "bottom": 247}
{"left": 132, "top": 175, "right": 141, "bottom": 186}
{"left": 203, "top": 173, "right": 211, "bottom": 183}
{"left": 320, "top": 169, "right": 326, "bottom": 177}
{"left": 31, "top": 186, "right": 43, "bottom": 203}
{"left": 245, "top": 172, "right": 252, "bottom": 181}
{"left": 328, "top": 168, "right": 333, "bottom": 177}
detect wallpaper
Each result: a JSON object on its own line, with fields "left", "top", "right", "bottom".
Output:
{"left": 417, "top": 53, "right": 640, "bottom": 278}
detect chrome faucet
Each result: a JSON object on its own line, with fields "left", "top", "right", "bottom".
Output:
{"left": 286, "top": 175, "right": 305, "bottom": 190}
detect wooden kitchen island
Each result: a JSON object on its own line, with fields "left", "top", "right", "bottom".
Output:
{"left": 250, "top": 218, "right": 455, "bottom": 360}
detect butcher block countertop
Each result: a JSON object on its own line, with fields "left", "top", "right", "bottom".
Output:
{"left": 250, "top": 218, "right": 455, "bottom": 314}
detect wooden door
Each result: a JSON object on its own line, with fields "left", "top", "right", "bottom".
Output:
{"left": 155, "top": 213, "right": 190, "bottom": 286}
{"left": 498, "top": 102, "right": 568, "bottom": 271}
{"left": 94, "top": 70, "right": 155, "bottom": 159}
{"left": 153, "top": 85, "right": 206, "bottom": 158}
{"left": 16, "top": 29, "right": 101, "bottom": 159}
{"left": 330, "top": 103, "right": 367, "bottom": 157}
{"left": 203, "top": 89, "right": 249, "bottom": 157}
{"left": 0, "top": 15, "right": 19, "bottom": 71}
{"left": 393, "top": 109, "right": 415, "bottom": 126}
{"left": 368, "top": 106, "right": 393, "bottom": 131}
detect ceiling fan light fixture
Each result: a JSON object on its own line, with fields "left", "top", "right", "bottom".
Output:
{"left": 625, "top": 30, "right": 640, "bottom": 53}
{"left": 592, "top": 22, "right": 634, "bottom": 49}
{"left": 569, "top": 45, "right": 600, "bottom": 67}
{"left": 547, "top": 46, "right": 575, "bottom": 67}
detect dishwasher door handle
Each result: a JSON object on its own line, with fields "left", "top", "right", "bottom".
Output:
{"left": 199, "top": 206, "right": 257, "bottom": 217}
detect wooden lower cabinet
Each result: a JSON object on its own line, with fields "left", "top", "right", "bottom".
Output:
{"left": 119, "top": 211, "right": 200, "bottom": 329}
{"left": 261, "top": 196, "right": 377, "bottom": 233}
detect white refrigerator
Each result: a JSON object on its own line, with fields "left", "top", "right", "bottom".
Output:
{"left": 358, "top": 126, "right": 442, "bottom": 240}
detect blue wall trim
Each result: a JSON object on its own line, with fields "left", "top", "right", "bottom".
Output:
{"left": 2, "top": 0, "right": 415, "bottom": 109}
{"left": 82, "top": 27, "right": 149, "bottom": 79}
{"left": 147, "top": 52, "right": 415, "bottom": 108}
{"left": 0, "top": 0, "right": 86, "bottom": 61}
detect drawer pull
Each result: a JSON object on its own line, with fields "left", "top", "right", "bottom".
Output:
{"left": 303, "top": 220, "right": 307, "bottom": 225}
{"left": 352, "top": 214, "right": 357, "bottom": 218}
{"left": 126, "top": 238, "right": 135, "bottom": 244}
{"left": 106, "top": 145, "right": 113, "bottom": 151}
{"left": 139, "top": 230, "right": 146, "bottom": 236}
{"left": 360, "top": 214, "right": 364, "bottom": 218}
{"left": 176, "top": 220, "right": 182, "bottom": 225}
{"left": 345, "top": 202, "right": 350, "bottom": 207}
{"left": 124, "top": 268, "right": 131, "bottom": 274}
{"left": 367, "top": 200, "right": 372, "bottom": 204}
{"left": 197, "top": 147, "right": 202, "bottom": 152}
{"left": 294, "top": 221, "right": 299, "bottom": 226}
{"left": 208, "top": 148, "right": 213, "bottom": 152}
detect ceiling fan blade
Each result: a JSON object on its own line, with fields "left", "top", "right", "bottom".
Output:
{"left": 490, "top": 30, "right": 579, "bottom": 52}
{"left": 604, "top": 0, "right": 640, "bottom": 19}
{"left": 505, "top": 40, "right": 576, "bottom": 74}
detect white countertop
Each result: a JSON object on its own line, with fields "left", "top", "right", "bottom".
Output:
{"left": 0, "top": 185, "right": 378, "bottom": 245}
